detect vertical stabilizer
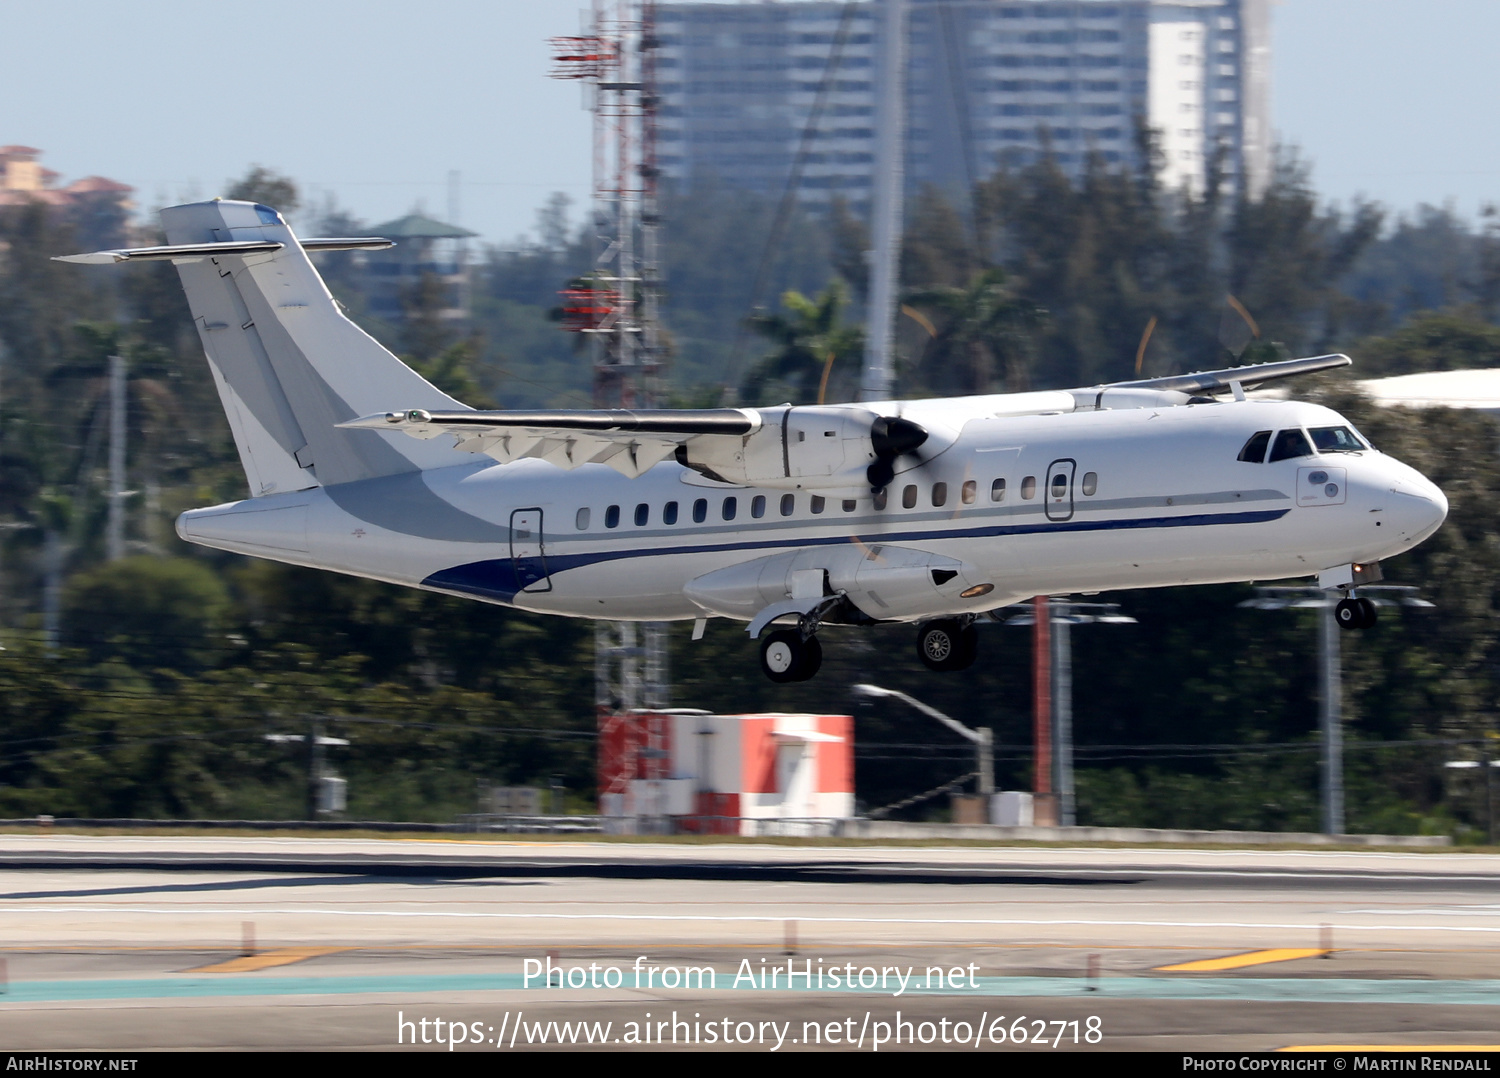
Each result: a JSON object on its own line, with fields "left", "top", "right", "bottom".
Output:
{"left": 161, "top": 199, "right": 473, "bottom": 496}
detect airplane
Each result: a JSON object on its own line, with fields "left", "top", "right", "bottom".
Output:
{"left": 57, "top": 199, "right": 1449, "bottom": 683}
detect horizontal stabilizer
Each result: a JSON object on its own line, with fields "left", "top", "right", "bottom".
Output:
{"left": 53, "top": 240, "right": 284, "bottom": 264}
{"left": 53, "top": 237, "right": 393, "bottom": 265}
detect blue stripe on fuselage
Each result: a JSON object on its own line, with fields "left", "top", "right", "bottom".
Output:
{"left": 420, "top": 507, "right": 1290, "bottom": 606}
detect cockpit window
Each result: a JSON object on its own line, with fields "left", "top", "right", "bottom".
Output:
{"left": 1308, "top": 426, "right": 1367, "bottom": 453}
{"left": 1268, "top": 428, "right": 1313, "bottom": 462}
{"left": 1237, "top": 430, "right": 1272, "bottom": 463}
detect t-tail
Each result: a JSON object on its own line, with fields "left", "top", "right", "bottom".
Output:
{"left": 57, "top": 199, "right": 476, "bottom": 497}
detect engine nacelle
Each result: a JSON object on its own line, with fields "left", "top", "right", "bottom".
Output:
{"left": 684, "top": 543, "right": 993, "bottom": 623}
{"left": 678, "top": 405, "right": 882, "bottom": 491}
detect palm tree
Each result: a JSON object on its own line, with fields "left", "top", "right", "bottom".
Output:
{"left": 741, "top": 281, "right": 865, "bottom": 406}
{"left": 904, "top": 268, "right": 1044, "bottom": 396}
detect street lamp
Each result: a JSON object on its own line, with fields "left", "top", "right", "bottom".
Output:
{"left": 1002, "top": 599, "right": 1136, "bottom": 826}
{"left": 851, "top": 684, "right": 994, "bottom": 798}
{"left": 265, "top": 722, "right": 352, "bottom": 819}
{"left": 1239, "top": 584, "right": 1432, "bottom": 836}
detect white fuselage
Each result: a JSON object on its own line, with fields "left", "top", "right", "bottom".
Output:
{"left": 177, "top": 396, "right": 1448, "bottom": 625}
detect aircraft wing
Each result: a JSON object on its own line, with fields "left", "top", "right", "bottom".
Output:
{"left": 344, "top": 353, "right": 1351, "bottom": 483}
{"left": 339, "top": 407, "right": 761, "bottom": 478}
{"left": 1099, "top": 353, "right": 1350, "bottom": 395}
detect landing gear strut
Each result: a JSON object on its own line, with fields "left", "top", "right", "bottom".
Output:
{"left": 1335, "top": 595, "right": 1377, "bottom": 630}
{"left": 916, "top": 618, "right": 978, "bottom": 672}
{"left": 760, "top": 629, "right": 823, "bottom": 683}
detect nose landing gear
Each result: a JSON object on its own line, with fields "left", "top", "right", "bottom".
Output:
{"left": 1335, "top": 595, "right": 1377, "bottom": 630}
{"left": 916, "top": 618, "right": 979, "bottom": 672}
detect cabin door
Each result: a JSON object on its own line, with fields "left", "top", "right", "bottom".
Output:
{"left": 509, "top": 508, "right": 551, "bottom": 593}
{"left": 1045, "top": 458, "right": 1076, "bottom": 522}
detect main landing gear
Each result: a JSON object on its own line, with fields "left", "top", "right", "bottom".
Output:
{"left": 916, "top": 618, "right": 979, "bottom": 672}
{"left": 760, "top": 629, "right": 823, "bottom": 683}
{"left": 1335, "top": 595, "right": 1378, "bottom": 631}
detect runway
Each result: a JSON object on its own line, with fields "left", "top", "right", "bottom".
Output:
{"left": 1, "top": 835, "right": 1498, "bottom": 1052}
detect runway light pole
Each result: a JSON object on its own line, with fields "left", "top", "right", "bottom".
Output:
{"left": 852, "top": 684, "right": 993, "bottom": 798}
{"left": 266, "top": 719, "right": 352, "bottom": 820}
{"left": 1240, "top": 584, "right": 1432, "bottom": 836}
{"left": 1003, "top": 599, "right": 1136, "bottom": 826}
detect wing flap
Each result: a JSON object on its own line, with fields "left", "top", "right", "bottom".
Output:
{"left": 340, "top": 407, "right": 759, "bottom": 476}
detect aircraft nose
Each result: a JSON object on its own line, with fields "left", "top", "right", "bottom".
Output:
{"left": 1386, "top": 474, "right": 1448, "bottom": 543}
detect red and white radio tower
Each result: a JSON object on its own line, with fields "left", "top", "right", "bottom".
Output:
{"left": 551, "top": 0, "right": 662, "bottom": 410}
{"left": 551, "top": 2, "right": 670, "bottom": 736}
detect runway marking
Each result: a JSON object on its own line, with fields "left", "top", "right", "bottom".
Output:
{"left": 5, "top": 907, "right": 1500, "bottom": 933}
{"left": 4, "top": 974, "right": 1500, "bottom": 1006}
{"left": 1280, "top": 1046, "right": 1500, "bottom": 1053}
{"left": 185, "top": 947, "right": 347, "bottom": 974}
{"left": 1155, "top": 948, "right": 1329, "bottom": 971}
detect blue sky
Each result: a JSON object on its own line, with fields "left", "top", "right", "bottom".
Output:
{"left": 6, "top": 1, "right": 1498, "bottom": 244}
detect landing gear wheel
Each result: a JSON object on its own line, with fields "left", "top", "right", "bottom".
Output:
{"left": 1336, "top": 596, "right": 1378, "bottom": 630}
{"left": 917, "top": 620, "right": 978, "bottom": 672}
{"left": 760, "top": 629, "right": 822, "bottom": 683}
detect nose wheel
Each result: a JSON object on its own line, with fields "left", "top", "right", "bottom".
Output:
{"left": 916, "top": 619, "right": 979, "bottom": 672}
{"left": 1335, "top": 596, "right": 1377, "bottom": 630}
{"left": 760, "top": 629, "right": 823, "bottom": 683}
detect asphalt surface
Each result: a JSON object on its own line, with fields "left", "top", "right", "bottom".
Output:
{"left": 1, "top": 836, "right": 1498, "bottom": 1052}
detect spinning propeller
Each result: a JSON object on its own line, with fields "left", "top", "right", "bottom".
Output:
{"left": 867, "top": 415, "right": 930, "bottom": 491}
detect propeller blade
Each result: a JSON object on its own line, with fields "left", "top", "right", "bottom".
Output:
{"left": 866, "top": 415, "right": 929, "bottom": 491}
{"left": 870, "top": 416, "right": 929, "bottom": 458}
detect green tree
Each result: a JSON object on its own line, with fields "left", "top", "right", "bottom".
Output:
{"left": 904, "top": 267, "right": 1043, "bottom": 394}
{"left": 62, "top": 555, "right": 231, "bottom": 671}
{"left": 225, "top": 166, "right": 300, "bottom": 217}
{"left": 740, "top": 282, "right": 865, "bottom": 405}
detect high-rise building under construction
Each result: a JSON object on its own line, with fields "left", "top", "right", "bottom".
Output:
{"left": 655, "top": 0, "right": 1270, "bottom": 204}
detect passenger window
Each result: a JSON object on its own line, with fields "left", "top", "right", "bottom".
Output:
{"left": 605, "top": 505, "right": 620, "bottom": 529}
{"left": 634, "top": 503, "right": 649, "bottom": 526}
{"left": 780, "top": 493, "right": 795, "bottom": 516}
{"left": 961, "top": 480, "right": 976, "bottom": 504}
{"left": 575, "top": 507, "right": 591, "bottom": 530}
{"left": 932, "top": 482, "right": 947, "bottom": 507}
{"left": 1081, "top": 471, "right": 1098, "bottom": 496}
{"left": 1021, "top": 476, "right": 1037, "bottom": 499}
{"left": 842, "top": 499, "right": 857, "bottom": 513}
{"left": 902, "top": 485, "right": 918, "bottom": 509}
{"left": 693, "top": 498, "right": 707, "bottom": 523}
{"left": 991, "top": 478, "right": 1006, "bottom": 502}
{"left": 663, "top": 501, "right": 679, "bottom": 525}
{"left": 722, "top": 496, "right": 738, "bottom": 521}
{"left": 751, "top": 495, "right": 766, "bottom": 519}
{"left": 811, "top": 495, "right": 826, "bottom": 514}
{"left": 1268, "top": 429, "right": 1313, "bottom": 462}
{"left": 1238, "top": 430, "right": 1272, "bottom": 463}
{"left": 873, "top": 488, "right": 888, "bottom": 510}
{"left": 1050, "top": 474, "right": 1067, "bottom": 498}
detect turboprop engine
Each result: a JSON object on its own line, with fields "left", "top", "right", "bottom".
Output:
{"left": 677, "top": 405, "right": 944, "bottom": 493}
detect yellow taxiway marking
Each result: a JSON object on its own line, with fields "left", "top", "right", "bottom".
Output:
{"left": 1280, "top": 1046, "right": 1500, "bottom": 1053}
{"left": 185, "top": 946, "right": 348, "bottom": 974}
{"left": 1155, "top": 947, "right": 1329, "bottom": 972}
